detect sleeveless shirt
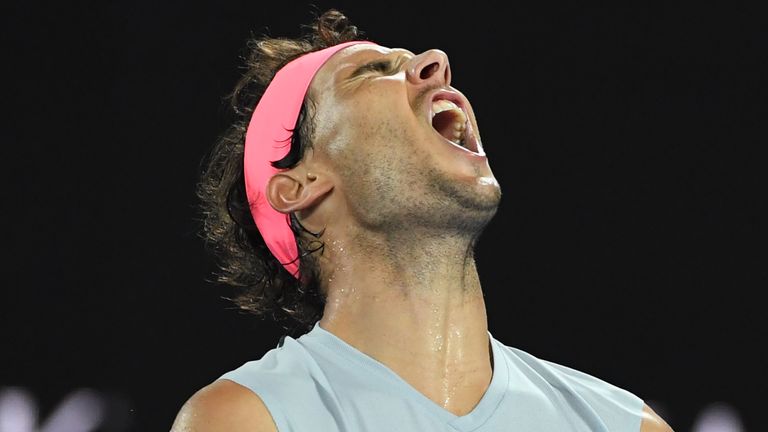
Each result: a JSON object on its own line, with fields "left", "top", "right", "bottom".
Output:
{"left": 218, "top": 321, "right": 644, "bottom": 431}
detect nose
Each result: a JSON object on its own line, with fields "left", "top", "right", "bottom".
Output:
{"left": 405, "top": 49, "right": 451, "bottom": 88}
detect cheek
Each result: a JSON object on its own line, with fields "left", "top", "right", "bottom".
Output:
{"left": 315, "top": 85, "right": 423, "bottom": 168}
{"left": 320, "top": 102, "right": 390, "bottom": 157}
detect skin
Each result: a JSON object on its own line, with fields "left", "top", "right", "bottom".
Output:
{"left": 171, "top": 44, "right": 673, "bottom": 431}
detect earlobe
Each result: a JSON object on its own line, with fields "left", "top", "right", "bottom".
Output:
{"left": 266, "top": 171, "right": 334, "bottom": 214}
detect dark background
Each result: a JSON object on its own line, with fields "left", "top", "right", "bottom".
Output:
{"left": 2, "top": 2, "right": 765, "bottom": 431}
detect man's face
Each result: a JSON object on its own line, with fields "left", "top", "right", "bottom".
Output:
{"left": 306, "top": 44, "right": 501, "bottom": 235}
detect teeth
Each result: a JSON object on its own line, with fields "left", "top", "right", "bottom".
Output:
{"left": 453, "top": 122, "right": 466, "bottom": 142}
{"left": 432, "top": 99, "right": 468, "bottom": 145}
{"left": 432, "top": 100, "right": 467, "bottom": 122}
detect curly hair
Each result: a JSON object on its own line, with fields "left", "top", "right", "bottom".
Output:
{"left": 196, "top": 9, "right": 363, "bottom": 335}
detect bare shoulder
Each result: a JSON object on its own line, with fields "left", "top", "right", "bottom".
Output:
{"left": 640, "top": 403, "right": 674, "bottom": 432}
{"left": 170, "top": 379, "right": 277, "bottom": 432}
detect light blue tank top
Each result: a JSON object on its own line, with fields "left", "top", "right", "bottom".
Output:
{"left": 219, "top": 321, "right": 644, "bottom": 431}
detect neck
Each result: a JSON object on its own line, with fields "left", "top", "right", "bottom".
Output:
{"left": 317, "top": 227, "right": 493, "bottom": 414}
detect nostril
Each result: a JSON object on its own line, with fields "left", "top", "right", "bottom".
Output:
{"left": 420, "top": 62, "right": 440, "bottom": 80}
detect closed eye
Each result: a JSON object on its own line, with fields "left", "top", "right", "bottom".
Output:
{"left": 349, "top": 55, "right": 409, "bottom": 79}
{"left": 348, "top": 60, "right": 394, "bottom": 78}
{"left": 364, "top": 61, "right": 393, "bottom": 73}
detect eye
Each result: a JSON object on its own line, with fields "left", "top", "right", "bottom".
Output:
{"left": 347, "top": 56, "right": 409, "bottom": 81}
{"left": 364, "top": 60, "right": 395, "bottom": 74}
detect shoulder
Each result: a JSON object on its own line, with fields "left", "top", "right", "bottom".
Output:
{"left": 502, "top": 343, "right": 641, "bottom": 402}
{"left": 640, "top": 404, "right": 675, "bottom": 432}
{"left": 170, "top": 379, "right": 277, "bottom": 432}
{"left": 496, "top": 342, "right": 649, "bottom": 428}
{"left": 526, "top": 350, "right": 674, "bottom": 432}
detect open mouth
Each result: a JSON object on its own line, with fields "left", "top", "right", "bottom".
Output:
{"left": 429, "top": 91, "right": 482, "bottom": 155}
{"left": 432, "top": 99, "right": 468, "bottom": 147}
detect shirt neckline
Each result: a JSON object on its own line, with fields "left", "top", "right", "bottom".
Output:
{"left": 299, "top": 321, "right": 509, "bottom": 431}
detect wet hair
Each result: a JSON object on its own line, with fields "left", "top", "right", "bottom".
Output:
{"left": 196, "top": 9, "right": 362, "bottom": 335}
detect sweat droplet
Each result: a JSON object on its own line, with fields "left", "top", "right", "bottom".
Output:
{"left": 432, "top": 334, "right": 444, "bottom": 352}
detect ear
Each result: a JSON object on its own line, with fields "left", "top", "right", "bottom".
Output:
{"left": 265, "top": 168, "right": 334, "bottom": 214}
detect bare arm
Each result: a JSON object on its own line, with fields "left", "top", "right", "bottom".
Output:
{"left": 640, "top": 403, "right": 674, "bottom": 432}
{"left": 170, "top": 379, "right": 278, "bottom": 432}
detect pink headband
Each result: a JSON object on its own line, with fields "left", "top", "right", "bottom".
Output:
{"left": 244, "top": 41, "right": 377, "bottom": 280}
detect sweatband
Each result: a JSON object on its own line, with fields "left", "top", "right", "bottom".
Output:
{"left": 243, "top": 40, "right": 377, "bottom": 279}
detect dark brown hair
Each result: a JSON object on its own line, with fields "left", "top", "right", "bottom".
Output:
{"left": 196, "top": 9, "right": 362, "bottom": 335}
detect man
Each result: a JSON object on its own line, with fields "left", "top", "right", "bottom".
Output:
{"left": 171, "top": 9, "right": 673, "bottom": 432}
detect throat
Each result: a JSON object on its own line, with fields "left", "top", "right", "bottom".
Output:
{"left": 318, "top": 261, "right": 492, "bottom": 413}
{"left": 377, "top": 327, "right": 495, "bottom": 416}
{"left": 317, "top": 227, "right": 492, "bottom": 412}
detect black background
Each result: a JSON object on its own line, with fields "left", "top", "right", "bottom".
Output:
{"left": 2, "top": 2, "right": 765, "bottom": 431}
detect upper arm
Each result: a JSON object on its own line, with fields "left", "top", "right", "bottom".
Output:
{"left": 170, "top": 379, "right": 278, "bottom": 432}
{"left": 640, "top": 403, "right": 674, "bottom": 432}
